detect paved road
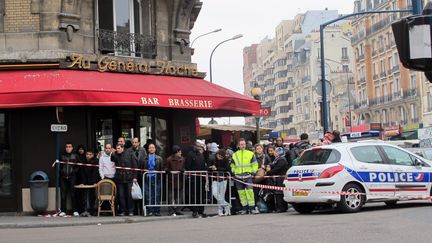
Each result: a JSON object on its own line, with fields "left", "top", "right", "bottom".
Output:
{"left": 1, "top": 202, "right": 432, "bottom": 243}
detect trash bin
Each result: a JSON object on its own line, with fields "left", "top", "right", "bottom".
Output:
{"left": 29, "top": 171, "right": 49, "bottom": 213}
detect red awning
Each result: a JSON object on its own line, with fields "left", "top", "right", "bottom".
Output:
{"left": 0, "top": 69, "right": 260, "bottom": 116}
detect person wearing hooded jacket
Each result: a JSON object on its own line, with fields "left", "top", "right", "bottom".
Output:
{"left": 265, "top": 147, "right": 289, "bottom": 213}
{"left": 164, "top": 145, "right": 185, "bottom": 216}
{"left": 208, "top": 149, "right": 231, "bottom": 216}
{"left": 112, "top": 144, "right": 137, "bottom": 216}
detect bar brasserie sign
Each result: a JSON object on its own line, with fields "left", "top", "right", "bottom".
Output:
{"left": 62, "top": 53, "right": 204, "bottom": 78}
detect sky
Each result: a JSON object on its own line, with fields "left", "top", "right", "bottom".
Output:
{"left": 192, "top": 0, "right": 355, "bottom": 125}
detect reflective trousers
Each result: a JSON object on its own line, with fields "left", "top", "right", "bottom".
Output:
{"left": 234, "top": 177, "right": 255, "bottom": 207}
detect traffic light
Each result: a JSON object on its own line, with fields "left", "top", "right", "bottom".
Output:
{"left": 392, "top": 2, "right": 432, "bottom": 82}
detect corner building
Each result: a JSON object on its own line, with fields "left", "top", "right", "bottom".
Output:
{"left": 0, "top": 0, "right": 259, "bottom": 212}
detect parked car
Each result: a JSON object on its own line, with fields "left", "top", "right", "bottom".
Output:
{"left": 283, "top": 142, "right": 432, "bottom": 214}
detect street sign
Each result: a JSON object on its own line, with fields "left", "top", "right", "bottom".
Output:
{"left": 314, "top": 79, "right": 332, "bottom": 97}
{"left": 253, "top": 107, "right": 271, "bottom": 117}
{"left": 51, "top": 124, "right": 68, "bottom": 132}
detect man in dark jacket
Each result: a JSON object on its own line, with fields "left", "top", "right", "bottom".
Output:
{"left": 127, "top": 137, "right": 147, "bottom": 215}
{"left": 186, "top": 142, "right": 207, "bottom": 218}
{"left": 79, "top": 150, "right": 99, "bottom": 216}
{"left": 60, "top": 142, "right": 79, "bottom": 216}
{"left": 112, "top": 144, "right": 137, "bottom": 216}
{"left": 290, "top": 133, "right": 312, "bottom": 165}
{"left": 266, "top": 147, "right": 289, "bottom": 213}
{"left": 164, "top": 145, "right": 185, "bottom": 216}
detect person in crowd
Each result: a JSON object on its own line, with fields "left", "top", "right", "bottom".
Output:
{"left": 79, "top": 149, "right": 99, "bottom": 216}
{"left": 76, "top": 145, "right": 86, "bottom": 164}
{"left": 253, "top": 144, "right": 271, "bottom": 204}
{"left": 112, "top": 144, "right": 137, "bottom": 216}
{"left": 323, "top": 131, "right": 335, "bottom": 145}
{"left": 143, "top": 139, "right": 154, "bottom": 152}
{"left": 275, "top": 137, "right": 292, "bottom": 167}
{"left": 266, "top": 145, "right": 276, "bottom": 162}
{"left": 99, "top": 144, "right": 115, "bottom": 180}
{"left": 265, "top": 147, "right": 289, "bottom": 213}
{"left": 332, "top": 130, "right": 342, "bottom": 143}
{"left": 185, "top": 142, "right": 207, "bottom": 218}
{"left": 74, "top": 144, "right": 86, "bottom": 213}
{"left": 117, "top": 137, "right": 126, "bottom": 147}
{"left": 232, "top": 138, "right": 259, "bottom": 215}
{"left": 208, "top": 142, "right": 219, "bottom": 163}
{"left": 274, "top": 137, "right": 284, "bottom": 148}
{"left": 208, "top": 149, "right": 231, "bottom": 216}
{"left": 246, "top": 140, "right": 254, "bottom": 151}
{"left": 289, "top": 133, "right": 312, "bottom": 166}
{"left": 127, "top": 137, "right": 147, "bottom": 216}
{"left": 143, "top": 143, "right": 163, "bottom": 216}
{"left": 59, "top": 142, "right": 79, "bottom": 217}
{"left": 164, "top": 145, "right": 185, "bottom": 216}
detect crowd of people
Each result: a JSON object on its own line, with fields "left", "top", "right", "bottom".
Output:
{"left": 57, "top": 130, "right": 342, "bottom": 218}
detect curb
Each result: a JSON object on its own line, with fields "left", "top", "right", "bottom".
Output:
{"left": 0, "top": 215, "right": 189, "bottom": 229}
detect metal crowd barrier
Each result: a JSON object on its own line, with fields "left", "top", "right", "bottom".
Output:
{"left": 142, "top": 171, "right": 232, "bottom": 216}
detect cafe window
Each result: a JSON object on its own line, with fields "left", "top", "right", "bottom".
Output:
{"left": 97, "top": 0, "right": 155, "bottom": 57}
{"left": 0, "top": 113, "right": 11, "bottom": 197}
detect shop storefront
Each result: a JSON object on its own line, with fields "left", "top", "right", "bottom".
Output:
{"left": 0, "top": 64, "right": 259, "bottom": 212}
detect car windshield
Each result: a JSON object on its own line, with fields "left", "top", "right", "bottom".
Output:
{"left": 297, "top": 149, "right": 341, "bottom": 165}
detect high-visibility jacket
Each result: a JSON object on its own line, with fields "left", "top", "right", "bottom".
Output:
{"left": 231, "top": 149, "right": 258, "bottom": 175}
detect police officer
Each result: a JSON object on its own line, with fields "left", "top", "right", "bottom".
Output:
{"left": 232, "top": 138, "right": 259, "bottom": 214}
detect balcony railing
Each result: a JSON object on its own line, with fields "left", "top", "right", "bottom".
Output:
{"left": 380, "top": 72, "right": 386, "bottom": 78}
{"left": 296, "top": 97, "right": 302, "bottom": 104}
{"left": 354, "top": 99, "right": 369, "bottom": 109}
{"left": 404, "top": 88, "right": 417, "bottom": 98}
{"left": 373, "top": 74, "right": 378, "bottom": 80}
{"left": 412, "top": 117, "right": 420, "bottom": 124}
{"left": 98, "top": 29, "right": 157, "bottom": 58}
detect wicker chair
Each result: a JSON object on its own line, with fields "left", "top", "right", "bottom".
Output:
{"left": 96, "top": 179, "right": 116, "bottom": 216}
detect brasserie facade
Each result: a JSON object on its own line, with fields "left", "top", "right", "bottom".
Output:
{"left": 0, "top": 0, "right": 259, "bottom": 212}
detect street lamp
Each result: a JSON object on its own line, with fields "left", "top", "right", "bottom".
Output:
{"left": 208, "top": 34, "right": 243, "bottom": 125}
{"left": 209, "top": 34, "right": 243, "bottom": 83}
{"left": 190, "top": 28, "right": 222, "bottom": 48}
{"left": 251, "top": 85, "right": 262, "bottom": 144}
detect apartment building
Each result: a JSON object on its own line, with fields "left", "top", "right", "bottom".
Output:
{"left": 243, "top": 10, "right": 351, "bottom": 139}
{"left": 351, "top": 0, "right": 425, "bottom": 139}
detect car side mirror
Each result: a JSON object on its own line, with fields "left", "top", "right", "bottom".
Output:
{"left": 414, "top": 158, "right": 423, "bottom": 167}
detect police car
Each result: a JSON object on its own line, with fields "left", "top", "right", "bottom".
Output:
{"left": 283, "top": 142, "right": 432, "bottom": 214}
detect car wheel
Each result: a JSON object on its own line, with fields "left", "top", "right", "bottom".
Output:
{"left": 292, "top": 203, "right": 316, "bottom": 214}
{"left": 337, "top": 183, "right": 365, "bottom": 213}
{"left": 385, "top": 200, "right": 397, "bottom": 207}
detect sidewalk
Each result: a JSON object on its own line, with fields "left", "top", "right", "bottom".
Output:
{"left": 0, "top": 214, "right": 189, "bottom": 229}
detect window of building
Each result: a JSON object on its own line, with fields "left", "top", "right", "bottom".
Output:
{"left": 342, "top": 47, "right": 348, "bottom": 59}
{"left": 343, "top": 65, "right": 349, "bottom": 73}
{"left": 428, "top": 92, "right": 432, "bottom": 112}
{"left": 395, "top": 78, "right": 401, "bottom": 92}
{"left": 382, "top": 109, "right": 387, "bottom": 123}
{"left": 98, "top": 0, "right": 153, "bottom": 57}
{"left": 0, "top": 113, "right": 11, "bottom": 197}
{"left": 400, "top": 106, "right": 407, "bottom": 122}
{"left": 411, "top": 104, "right": 418, "bottom": 120}
{"left": 375, "top": 86, "right": 380, "bottom": 97}
{"left": 410, "top": 74, "right": 417, "bottom": 89}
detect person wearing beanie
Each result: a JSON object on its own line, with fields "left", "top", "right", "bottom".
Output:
{"left": 164, "top": 145, "right": 185, "bottom": 216}
{"left": 208, "top": 149, "right": 231, "bottom": 216}
{"left": 265, "top": 147, "right": 289, "bottom": 213}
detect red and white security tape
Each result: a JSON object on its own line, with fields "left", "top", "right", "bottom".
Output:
{"left": 52, "top": 160, "right": 432, "bottom": 200}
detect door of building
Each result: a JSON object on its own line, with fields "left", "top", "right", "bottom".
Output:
{"left": 93, "top": 109, "right": 169, "bottom": 157}
{"left": 0, "top": 112, "right": 16, "bottom": 211}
